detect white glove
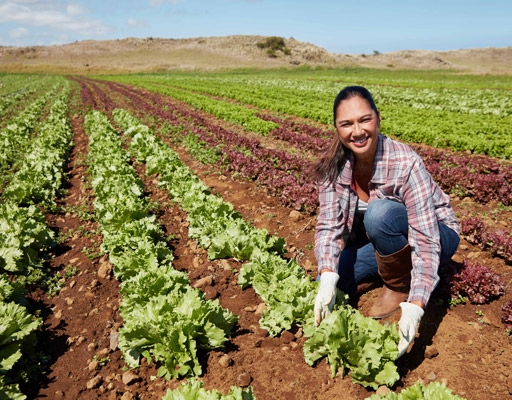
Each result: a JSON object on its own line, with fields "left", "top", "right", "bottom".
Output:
{"left": 314, "top": 271, "right": 339, "bottom": 327}
{"left": 397, "top": 302, "right": 424, "bottom": 357}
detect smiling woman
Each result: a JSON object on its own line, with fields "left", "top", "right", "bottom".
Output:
{"left": 313, "top": 85, "right": 460, "bottom": 357}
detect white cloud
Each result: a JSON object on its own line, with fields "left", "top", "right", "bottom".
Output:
{"left": 127, "top": 17, "right": 148, "bottom": 29}
{"left": 9, "top": 27, "right": 30, "bottom": 39}
{"left": 0, "top": 1, "right": 110, "bottom": 36}
{"left": 66, "top": 3, "right": 86, "bottom": 16}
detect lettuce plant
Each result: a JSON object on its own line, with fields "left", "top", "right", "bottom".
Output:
{"left": 450, "top": 260, "right": 505, "bottom": 304}
{"left": 366, "top": 380, "right": 466, "bottom": 399}
{"left": 502, "top": 299, "right": 512, "bottom": 330}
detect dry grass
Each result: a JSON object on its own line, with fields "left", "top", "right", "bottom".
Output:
{"left": 1, "top": 35, "right": 511, "bottom": 75}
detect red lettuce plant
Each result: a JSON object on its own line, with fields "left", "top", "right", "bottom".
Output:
{"left": 460, "top": 217, "right": 486, "bottom": 245}
{"left": 502, "top": 300, "right": 512, "bottom": 330}
{"left": 450, "top": 260, "right": 505, "bottom": 304}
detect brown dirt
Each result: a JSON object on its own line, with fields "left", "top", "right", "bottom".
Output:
{"left": 22, "top": 78, "right": 512, "bottom": 400}
{"left": 1, "top": 35, "right": 511, "bottom": 75}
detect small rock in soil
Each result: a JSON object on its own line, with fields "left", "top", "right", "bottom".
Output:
{"left": 425, "top": 371, "right": 437, "bottom": 381}
{"left": 218, "top": 354, "right": 232, "bottom": 368}
{"left": 289, "top": 210, "right": 303, "bottom": 221}
{"left": 294, "top": 327, "right": 304, "bottom": 338}
{"left": 110, "top": 332, "right": 120, "bottom": 350}
{"left": 121, "top": 391, "right": 135, "bottom": 400}
{"left": 193, "top": 275, "right": 213, "bottom": 289}
{"left": 424, "top": 345, "right": 439, "bottom": 359}
{"left": 98, "top": 258, "right": 113, "bottom": 279}
{"left": 236, "top": 372, "right": 252, "bottom": 387}
{"left": 86, "top": 375, "right": 103, "bottom": 389}
{"left": 255, "top": 303, "right": 267, "bottom": 315}
{"left": 97, "top": 347, "right": 110, "bottom": 358}
{"left": 88, "top": 360, "right": 99, "bottom": 371}
{"left": 122, "top": 371, "right": 141, "bottom": 386}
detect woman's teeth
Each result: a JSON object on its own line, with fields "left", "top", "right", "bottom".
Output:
{"left": 355, "top": 137, "right": 367, "bottom": 144}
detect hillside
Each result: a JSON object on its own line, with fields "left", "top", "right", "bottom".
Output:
{"left": 0, "top": 35, "right": 511, "bottom": 74}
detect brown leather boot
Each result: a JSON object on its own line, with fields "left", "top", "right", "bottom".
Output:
{"left": 368, "top": 244, "right": 412, "bottom": 319}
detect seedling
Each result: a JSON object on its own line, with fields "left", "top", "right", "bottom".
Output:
{"left": 476, "top": 309, "right": 485, "bottom": 324}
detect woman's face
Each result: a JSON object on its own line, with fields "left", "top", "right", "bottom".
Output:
{"left": 334, "top": 95, "right": 380, "bottom": 163}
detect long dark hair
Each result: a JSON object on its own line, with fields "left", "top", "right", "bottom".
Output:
{"left": 314, "top": 86, "right": 379, "bottom": 186}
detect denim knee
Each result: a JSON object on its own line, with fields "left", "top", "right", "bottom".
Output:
{"left": 364, "top": 199, "right": 409, "bottom": 255}
{"left": 364, "top": 199, "right": 408, "bottom": 239}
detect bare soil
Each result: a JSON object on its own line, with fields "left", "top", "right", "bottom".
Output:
{"left": 1, "top": 35, "right": 511, "bottom": 75}
{"left": 20, "top": 78, "right": 512, "bottom": 400}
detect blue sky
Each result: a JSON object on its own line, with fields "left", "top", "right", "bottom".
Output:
{"left": 1, "top": 0, "right": 511, "bottom": 54}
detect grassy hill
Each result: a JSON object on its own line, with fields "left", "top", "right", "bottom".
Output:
{"left": 0, "top": 35, "right": 511, "bottom": 75}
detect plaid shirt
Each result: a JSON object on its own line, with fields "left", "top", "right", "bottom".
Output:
{"left": 314, "top": 134, "right": 460, "bottom": 305}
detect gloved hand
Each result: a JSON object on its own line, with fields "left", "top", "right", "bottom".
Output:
{"left": 397, "top": 302, "right": 424, "bottom": 357}
{"left": 314, "top": 271, "right": 339, "bottom": 327}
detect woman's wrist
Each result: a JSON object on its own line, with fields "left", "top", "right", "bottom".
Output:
{"left": 410, "top": 300, "right": 425, "bottom": 309}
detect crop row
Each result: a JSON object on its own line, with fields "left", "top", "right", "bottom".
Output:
{"left": 0, "top": 87, "right": 72, "bottom": 399}
{"left": 0, "top": 75, "right": 68, "bottom": 128}
{"left": 0, "top": 81, "right": 67, "bottom": 186}
{"left": 86, "top": 78, "right": 320, "bottom": 211}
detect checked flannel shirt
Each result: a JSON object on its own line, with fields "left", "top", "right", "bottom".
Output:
{"left": 314, "top": 133, "right": 460, "bottom": 306}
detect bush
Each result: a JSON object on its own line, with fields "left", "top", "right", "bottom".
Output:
{"left": 256, "top": 36, "right": 291, "bottom": 57}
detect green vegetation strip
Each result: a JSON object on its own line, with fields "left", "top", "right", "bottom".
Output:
{"left": 0, "top": 81, "right": 71, "bottom": 399}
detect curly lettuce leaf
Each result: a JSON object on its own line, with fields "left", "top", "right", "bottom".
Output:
{"left": 304, "top": 305, "right": 399, "bottom": 389}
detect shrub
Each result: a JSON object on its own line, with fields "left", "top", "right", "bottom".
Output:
{"left": 256, "top": 36, "right": 291, "bottom": 57}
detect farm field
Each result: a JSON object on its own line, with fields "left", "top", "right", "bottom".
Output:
{"left": 1, "top": 68, "right": 512, "bottom": 400}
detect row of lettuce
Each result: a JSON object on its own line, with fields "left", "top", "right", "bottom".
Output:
{"left": 100, "top": 70, "right": 512, "bottom": 159}
{"left": 0, "top": 79, "right": 72, "bottom": 399}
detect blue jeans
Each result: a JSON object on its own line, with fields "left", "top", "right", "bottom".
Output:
{"left": 336, "top": 199, "right": 459, "bottom": 296}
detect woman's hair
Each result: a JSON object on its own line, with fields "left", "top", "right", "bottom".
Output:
{"left": 314, "top": 86, "right": 379, "bottom": 185}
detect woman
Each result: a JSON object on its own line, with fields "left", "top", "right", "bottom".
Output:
{"left": 313, "top": 86, "right": 460, "bottom": 357}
